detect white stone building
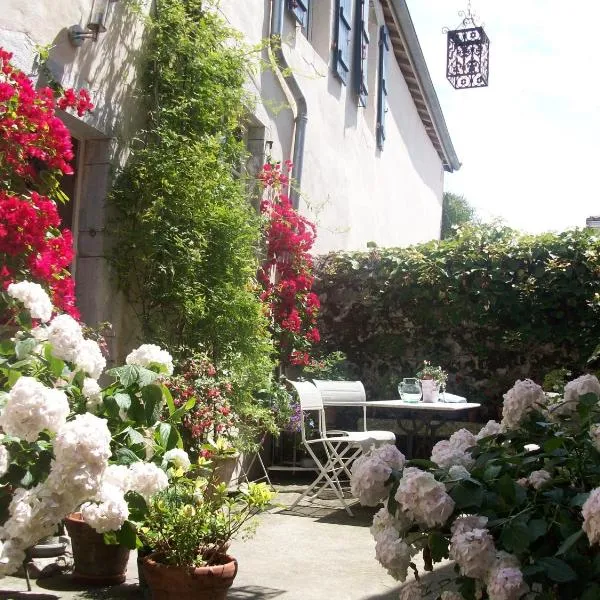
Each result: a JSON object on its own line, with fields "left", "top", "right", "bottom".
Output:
{"left": 0, "top": 0, "right": 459, "bottom": 349}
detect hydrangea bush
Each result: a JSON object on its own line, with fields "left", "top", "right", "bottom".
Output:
{"left": 0, "top": 283, "right": 191, "bottom": 574}
{"left": 351, "top": 375, "right": 600, "bottom": 599}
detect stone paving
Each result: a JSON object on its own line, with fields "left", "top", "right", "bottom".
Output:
{"left": 0, "top": 476, "right": 453, "bottom": 600}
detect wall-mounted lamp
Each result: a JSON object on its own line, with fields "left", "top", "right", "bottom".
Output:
{"left": 68, "top": 0, "right": 119, "bottom": 47}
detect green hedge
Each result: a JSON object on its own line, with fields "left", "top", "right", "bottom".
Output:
{"left": 314, "top": 225, "right": 600, "bottom": 416}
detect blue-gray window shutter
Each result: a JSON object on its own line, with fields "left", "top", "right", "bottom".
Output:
{"left": 376, "top": 24, "right": 389, "bottom": 150}
{"left": 354, "top": 0, "right": 369, "bottom": 107}
{"left": 288, "top": 0, "right": 310, "bottom": 30}
{"left": 334, "top": 0, "right": 352, "bottom": 84}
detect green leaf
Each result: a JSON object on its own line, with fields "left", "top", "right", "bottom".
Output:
{"left": 537, "top": 557, "right": 577, "bottom": 582}
{"left": 157, "top": 422, "right": 179, "bottom": 451}
{"left": 483, "top": 464, "right": 502, "bottom": 482}
{"left": 15, "top": 338, "right": 36, "bottom": 360}
{"left": 571, "top": 492, "right": 590, "bottom": 507}
{"left": 44, "top": 345, "right": 65, "bottom": 377}
{"left": 126, "top": 427, "right": 145, "bottom": 446}
{"left": 142, "top": 384, "right": 163, "bottom": 426}
{"left": 169, "top": 397, "right": 196, "bottom": 423}
{"left": 451, "top": 482, "right": 484, "bottom": 509}
{"left": 427, "top": 531, "right": 449, "bottom": 563}
{"left": 115, "top": 520, "right": 139, "bottom": 550}
{"left": 582, "top": 584, "right": 600, "bottom": 600}
{"left": 579, "top": 392, "right": 599, "bottom": 408}
{"left": 543, "top": 437, "right": 564, "bottom": 453}
{"left": 496, "top": 473, "right": 516, "bottom": 503}
{"left": 114, "top": 448, "right": 142, "bottom": 465}
{"left": 107, "top": 365, "right": 159, "bottom": 389}
{"left": 500, "top": 520, "right": 531, "bottom": 553}
{"left": 556, "top": 530, "right": 584, "bottom": 556}
{"left": 162, "top": 384, "right": 175, "bottom": 415}
{"left": 406, "top": 459, "right": 437, "bottom": 470}
{"left": 528, "top": 518, "right": 547, "bottom": 542}
{"left": 128, "top": 395, "right": 145, "bottom": 426}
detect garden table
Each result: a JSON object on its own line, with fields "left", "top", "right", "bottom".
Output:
{"left": 322, "top": 397, "right": 481, "bottom": 459}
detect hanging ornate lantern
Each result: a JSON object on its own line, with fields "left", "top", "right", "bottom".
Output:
{"left": 444, "top": 2, "right": 490, "bottom": 89}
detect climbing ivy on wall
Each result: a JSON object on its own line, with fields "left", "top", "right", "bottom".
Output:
{"left": 110, "top": 0, "right": 273, "bottom": 398}
{"left": 314, "top": 225, "right": 600, "bottom": 415}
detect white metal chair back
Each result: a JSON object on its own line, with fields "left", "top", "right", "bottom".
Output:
{"left": 288, "top": 380, "right": 325, "bottom": 443}
{"left": 313, "top": 380, "right": 366, "bottom": 404}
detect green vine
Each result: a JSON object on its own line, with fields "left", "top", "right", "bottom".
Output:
{"left": 109, "top": 0, "right": 274, "bottom": 423}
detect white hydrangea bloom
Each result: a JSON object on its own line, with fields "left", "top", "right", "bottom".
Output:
{"left": 564, "top": 374, "right": 600, "bottom": 405}
{"left": 516, "top": 478, "right": 528, "bottom": 488}
{"left": 0, "top": 377, "right": 69, "bottom": 441}
{"left": 582, "top": 487, "right": 600, "bottom": 545}
{"left": 450, "top": 527, "right": 496, "bottom": 578}
{"left": 0, "top": 445, "right": 9, "bottom": 477}
{"left": 102, "top": 464, "right": 132, "bottom": 493}
{"left": 7, "top": 281, "right": 53, "bottom": 322}
{"left": 350, "top": 445, "right": 406, "bottom": 507}
{"left": 82, "top": 377, "right": 103, "bottom": 412}
{"left": 451, "top": 514, "right": 488, "bottom": 536}
{"left": 47, "top": 314, "right": 84, "bottom": 362}
{"left": 477, "top": 420, "right": 503, "bottom": 440}
{"left": 431, "top": 428, "right": 477, "bottom": 469}
{"left": 374, "top": 526, "right": 415, "bottom": 582}
{"left": 590, "top": 424, "right": 600, "bottom": 452}
{"left": 81, "top": 485, "right": 129, "bottom": 533}
{"left": 371, "top": 502, "right": 413, "bottom": 540}
{"left": 395, "top": 467, "right": 455, "bottom": 528}
{"left": 502, "top": 379, "right": 545, "bottom": 430}
{"left": 125, "top": 344, "right": 173, "bottom": 375}
{"left": 398, "top": 581, "right": 425, "bottom": 600}
{"left": 162, "top": 448, "right": 191, "bottom": 472}
{"left": 528, "top": 469, "right": 551, "bottom": 490}
{"left": 74, "top": 339, "right": 106, "bottom": 379}
{"left": 486, "top": 560, "right": 528, "bottom": 600}
{"left": 128, "top": 461, "right": 169, "bottom": 501}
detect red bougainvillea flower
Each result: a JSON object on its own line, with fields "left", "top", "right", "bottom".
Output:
{"left": 0, "top": 47, "right": 93, "bottom": 318}
{"left": 257, "top": 159, "right": 321, "bottom": 366}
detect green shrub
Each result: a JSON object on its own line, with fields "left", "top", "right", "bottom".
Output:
{"left": 314, "top": 225, "right": 600, "bottom": 415}
{"left": 110, "top": 0, "right": 274, "bottom": 415}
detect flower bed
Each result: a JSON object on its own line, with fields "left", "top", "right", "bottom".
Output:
{"left": 351, "top": 374, "right": 600, "bottom": 599}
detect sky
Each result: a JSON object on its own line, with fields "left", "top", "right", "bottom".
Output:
{"left": 406, "top": 0, "right": 600, "bottom": 233}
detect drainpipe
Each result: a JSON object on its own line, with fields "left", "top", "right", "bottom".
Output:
{"left": 270, "top": 0, "right": 307, "bottom": 210}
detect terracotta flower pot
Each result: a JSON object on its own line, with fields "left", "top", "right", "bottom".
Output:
{"left": 141, "top": 552, "right": 238, "bottom": 600}
{"left": 64, "top": 513, "right": 130, "bottom": 585}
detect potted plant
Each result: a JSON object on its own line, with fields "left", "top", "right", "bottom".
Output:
{"left": 416, "top": 361, "right": 448, "bottom": 402}
{"left": 139, "top": 472, "right": 275, "bottom": 600}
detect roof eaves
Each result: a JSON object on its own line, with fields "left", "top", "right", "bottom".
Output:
{"left": 383, "top": 0, "right": 461, "bottom": 173}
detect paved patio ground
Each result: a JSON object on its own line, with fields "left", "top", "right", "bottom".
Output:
{"left": 0, "top": 474, "right": 454, "bottom": 600}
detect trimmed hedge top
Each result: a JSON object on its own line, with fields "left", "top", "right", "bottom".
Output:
{"left": 314, "top": 225, "right": 600, "bottom": 415}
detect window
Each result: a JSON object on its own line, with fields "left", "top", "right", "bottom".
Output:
{"left": 354, "top": 0, "right": 369, "bottom": 106}
{"left": 288, "top": 0, "right": 310, "bottom": 32}
{"left": 376, "top": 25, "right": 389, "bottom": 151}
{"left": 334, "top": 0, "right": 352, "bottom": 84}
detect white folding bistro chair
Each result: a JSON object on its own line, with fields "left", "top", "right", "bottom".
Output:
{"left": 313, "top": 379, "right": 396, "bottom": 448}
{"left": 287, "top": 380, "right": 377, "bottom": 516}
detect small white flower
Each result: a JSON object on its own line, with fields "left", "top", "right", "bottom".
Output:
{"left": 431, "top": 428, "right": 476, "bottom": 469}
{"left": 7, "top": 281, "right": 53, "bottom": 322}
{"left": 590, "top": 424, "right": 600, "bottom": 452}
{"left": 374, "top": 526, "right": 415, "bottom": 582}
{"left": 102, "top": 464, "right": 132, "bottom": 493}
{"left": 450, "top": 527, "right": 496, "bottom": 578}
{"left": 397, "top": 581, "right": 425, "bottom": 600}
{"left": 582, "top": 487, "right": 600, "bottom": 545}
{"left": 502, "top": 379, "right": 545, "bottom": 430}
{"left": 477, "top": 420, "right": 503, "bottom": 440}
{"left": 47, "top": 314, "right": 84, "bottom": 362}
{"left": 0, "top": 445, "right": 9, "bottom": 477}
{"left": 125, "top": 344, "right": 173, "bottom": 375}
{"left": 82, "top": 377, "right": 103, "bottom": 412}
{"left": 81, "top": 484, "right": 129, "bottom": 533}
{"left": 371, "top": 501, "right": 412, "bottom": 540}
{"left": 162, "top": 448, "right": 191, "bottom": 472}
{"left": 528, "top": 469, "right": 551, "bottom": 490}
{"left": 74, "top": 339, "right": 106, "bottom": 379}
{"left": 564, "top": 374, "right": 600, "bottom": 406}
{"left": 0, "top": 377, "right": 69, "bottom": 441}
{"left": 395, "top": 467, "right": 455, "bottom": 528}
{"left": 486, "top": 557, "right": 528, "bottom": 600}
{"left": 451, "top": 514, "right": 488, "bottom": 537}
{"left": 448, "top": 465, "right": 471, "bottom": 481}
{"left": 128, "top": 462, "right": 168, "bottom": 500}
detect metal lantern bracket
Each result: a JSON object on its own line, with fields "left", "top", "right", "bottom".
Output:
{"left": 443, "top": 1, "right": 490, "bottom": 89}
{"left": 68, "top": 0, "right": 119, "bottom": 47}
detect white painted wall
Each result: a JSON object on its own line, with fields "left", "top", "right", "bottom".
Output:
{"left": 220, "top": 0, "right": 445, "bottom": 254}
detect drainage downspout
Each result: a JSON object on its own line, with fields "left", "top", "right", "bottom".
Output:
{"left": 270, "top": 0, "right": 307, "bottom": 210}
